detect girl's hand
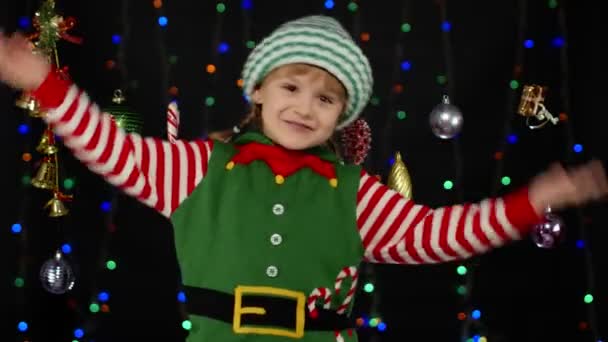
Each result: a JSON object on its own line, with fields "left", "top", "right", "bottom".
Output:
{"left": 529, "top": 159, "right": 608, "bottom": 215}
{"left": 0, "top": 31, "right": 51, "bottom": 91}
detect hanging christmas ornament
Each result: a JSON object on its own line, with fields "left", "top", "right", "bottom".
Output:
{"left": 531, "top": 207, "right": 565, "bottom": 248}
{"left": 104, "top": 89, "right": 143, "bottom": 134}
{"left": 40, "top": 250, "right": 76, "bottom": 294}
{"left": 340, "top": 118, "right": 372, "bottom": 165}
{"left": 31, "top": 156, "right": 57, "bottom": 190}
{"left": 27, "top": 0, "right": 83, "bottom": 57}
{"left": 517, "top": 84, "right": 559, "bottom": 129}
{"left": 15, "top": 91, "right": 44, "bottom": 117}
{"left": 36, "top": 127, "right": 59, "bottom": 155}
{"left": 387, "top": 152, "right": 413, "bottom": 199}
{"left": 30, "top": 147, "right": 74, "bottom": 214}
{"left": 15, "top": 91, "right": 38, "bottom": 110}
{"left": 44, "top": 191, "right": 71, "bottom": 217}
{"left": 429, "top": 95, "right": 463, "bottom": 139}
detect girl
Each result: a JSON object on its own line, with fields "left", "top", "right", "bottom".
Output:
{"left": 1, "top": 15, "right": 606, "bottom": 342}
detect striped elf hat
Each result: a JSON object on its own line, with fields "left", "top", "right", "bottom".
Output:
{"left": 241, "top": 15, "right": 373, "bottom": 130}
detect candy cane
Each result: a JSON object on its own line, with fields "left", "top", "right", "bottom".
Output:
{"left": 167, "top": 101, "right": 179, "bottom": 143}
{"left": 307, "top": 287, "right": 332, "bottom": 319}
{"left": 331, "top": 266, "right": 359, "bottom": 342}
{"left": 334, "top": 266, "right": 359, "bottom": 314}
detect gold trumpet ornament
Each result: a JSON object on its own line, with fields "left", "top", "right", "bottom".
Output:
{"left": 387, "top": 152, "right": 413, "bottom": 200}
{"left": 518, "top": 84, "right": 559, "bottom": 129}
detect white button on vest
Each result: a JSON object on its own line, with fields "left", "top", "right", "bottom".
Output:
{"left": 266, "top": 265, "right": 278, "bottom": 278}
{"left": 272, "top": 204, "right": 285, "bottom": 215}
{"left": 270, "top": 233, "right": 283, "bottom": 246}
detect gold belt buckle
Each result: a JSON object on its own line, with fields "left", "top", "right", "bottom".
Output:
{"left": 233, "top": 285, "right": 305, "bottom": 338}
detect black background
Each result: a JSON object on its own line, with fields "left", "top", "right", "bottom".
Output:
{"left": 2, "top": 1, "right": 607, "bottom": 341}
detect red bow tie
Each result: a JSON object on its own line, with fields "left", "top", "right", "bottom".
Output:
{"left": 230, "top": 142, "right": 337, "bottom": 181}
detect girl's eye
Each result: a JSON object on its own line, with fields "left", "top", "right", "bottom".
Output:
{"left": 282, "top": 84, "right": 297, "bottom": 92}
{"left": 320, "top": 95, "right": 334, "bottom": 104}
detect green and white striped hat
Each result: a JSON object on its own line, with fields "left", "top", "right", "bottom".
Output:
{"left": 242, "top": 15, "right": 373, "bottom": 130}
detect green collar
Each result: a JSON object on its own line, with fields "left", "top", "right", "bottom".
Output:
{"left": 233, "top": 131, "right": 339, "bottom": 163}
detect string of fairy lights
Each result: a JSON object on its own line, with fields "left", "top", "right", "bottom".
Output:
{"left": 9, "top": 1, "right": 602, "bottom": 341}
{"left": 456, "top": 0, "right": 529, "bottom": 338}
{"left": 457, "top": 1, "right": 601, "bottom": 342}
{"left": 553, "top": 3, "right": 600, "bottom": 340}
{"left": 151, "top": 0, "right": 193, "bottom": 335}
{"left": 66, "top": 1, "right": 138, "bottom": 340}
{"left": 13, "top": 7, "right": 36, "bottom": 335}
{"left": 201, "top": 1, "right": 231, "bottom": 136}
{"left": 428, "top": 1, "right": 489, "bottom": 340}
{"left": 239, "top": 0, "right": 255, "bottom": 115}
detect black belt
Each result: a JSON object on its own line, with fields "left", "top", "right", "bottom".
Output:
{"left": 183, "top": 285, "right": 354, "bottom": 333}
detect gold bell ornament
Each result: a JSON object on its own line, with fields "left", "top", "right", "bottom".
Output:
{"left": 44, "top": 191, "right": 71, "bottom": 217}
{"left": 31, "top": 156, "right": 57, "bottom": 190}
{"left": 387, "top": 151, "right": 413, "bottom": 200}
{"left": 36, "top": 128, "right": 59, "bottom": 155}
{"left": 103, "top": 89, "right": 143, "bottom": 134}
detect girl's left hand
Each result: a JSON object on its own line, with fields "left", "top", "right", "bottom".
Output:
{"left": 528, "top": 159, "right": 608, "bottom": 215}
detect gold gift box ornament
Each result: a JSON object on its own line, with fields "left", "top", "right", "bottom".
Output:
{"left": 518, "top": 84, "right": 560, "bottom": 129}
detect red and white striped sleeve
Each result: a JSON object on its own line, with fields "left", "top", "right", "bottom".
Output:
{"left": 31, "top": 71, "right": 214, "bottom": 218}
{"left": 356, "top": 170, "right": 543, "bottom": 264}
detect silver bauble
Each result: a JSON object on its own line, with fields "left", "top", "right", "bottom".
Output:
{"left": 429, "top": 95, "right": 463, "bottom": 139}
{"left": 40, "top": 250, "right": 76, "bottom": 294}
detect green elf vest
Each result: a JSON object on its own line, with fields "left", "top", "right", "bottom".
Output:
{"left": 171, "top": 132, "right": 365, "bottom": 342}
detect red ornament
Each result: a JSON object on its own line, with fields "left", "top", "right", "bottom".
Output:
{"left": 340, "top": 118, "right": 372, "bottom": 165}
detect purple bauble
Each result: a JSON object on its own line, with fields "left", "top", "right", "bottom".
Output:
{"left": 531, "top": 212, "right": 565, "bottom": 248}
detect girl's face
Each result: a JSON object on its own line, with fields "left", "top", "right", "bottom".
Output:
{"left": 251, "top": 63, "right": 347, "bottom": 150}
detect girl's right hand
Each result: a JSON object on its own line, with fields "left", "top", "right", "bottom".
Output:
{"left": 0, "top": 31, "right": 51, "bottom": 91}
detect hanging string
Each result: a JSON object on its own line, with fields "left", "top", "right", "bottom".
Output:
{"left": 436, "top": 0, "right": 464, "bottom": 201}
